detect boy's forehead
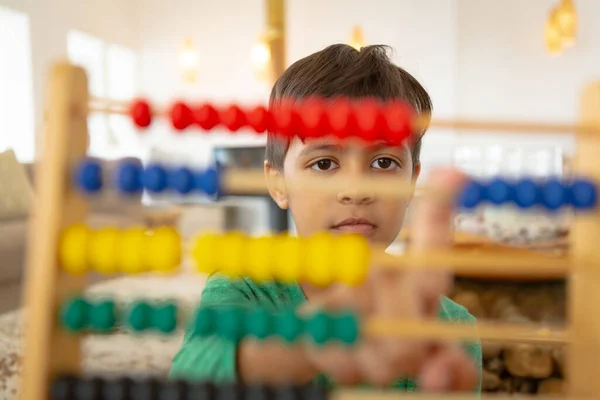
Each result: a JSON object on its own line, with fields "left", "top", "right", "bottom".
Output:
{"left": 287, "top": 136, "right": 410, "bottom": 157}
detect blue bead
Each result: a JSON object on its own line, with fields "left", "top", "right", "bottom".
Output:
{"left": 457, "top": 180, "right": 483, "bottom": 210}
{"left": 195, "top": 168, "right": 220, "bottom": 196}
{"left": 142, "top": 164, "right": 168, "bottom": 193}
{"left": 169, "top": 167, "right": 194, "bottom": 194}
{"left": 115, "top": 160, "right": 143, "bottom": 194}
{"left": 76, "top": 159, "right": 103, "bottom": 193}
{"left": 541, "top": 178, "right": 566, "bottom": 211}
{"left": 485, "top": 178, "right": 514, "bottom": 205}
{"left": 514, "top": 178, "right": 539, "bottom": 208}
{"left": 570, "top": 179, "right": 598, "bottom": 210}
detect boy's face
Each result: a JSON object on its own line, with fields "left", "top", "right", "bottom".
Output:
{"left": 266, "top": 136, "right": 419, "bottom": 247}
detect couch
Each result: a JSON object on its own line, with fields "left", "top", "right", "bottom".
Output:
{"left": 0, "top": 152, "right": 148, "bottom": 314}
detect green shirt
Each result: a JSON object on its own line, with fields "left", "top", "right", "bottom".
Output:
{"left": 169, "top": 274, "right": 482, "bottom": 393}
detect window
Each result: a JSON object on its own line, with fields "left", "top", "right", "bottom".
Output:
{"left": 67, "top": 30, "right": 139, "bottom": 159}
{"left": 0, "top": 6, "right": 34, "bottom": 162}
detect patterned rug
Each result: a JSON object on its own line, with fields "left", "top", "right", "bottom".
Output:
{"left": 0, "top": 272, "right": 207, "bottom": 400}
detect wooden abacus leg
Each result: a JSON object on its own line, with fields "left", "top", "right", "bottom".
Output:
{"left": 567, "top": 81, "right": 600, "bottom": 398}
{"left": 19, "top": 62, "right": 89, "bottom": 400}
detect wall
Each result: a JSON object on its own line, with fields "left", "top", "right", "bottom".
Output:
{"left": 0, "top": 0, "right": 138, "bottom": 155}
{"left": 455, "top": 0, "right": 600, "bottom": 155}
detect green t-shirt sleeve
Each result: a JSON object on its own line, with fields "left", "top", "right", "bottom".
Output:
{"left": 169, "top": 274, "right": 253, "bottom": 383}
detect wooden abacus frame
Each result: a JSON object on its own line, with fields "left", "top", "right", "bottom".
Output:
{"left": 18, "top": 62, "right": 600, "bottom": 400}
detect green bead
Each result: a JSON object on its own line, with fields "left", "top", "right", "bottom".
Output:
{"left": 275, "top": 309, "right": 303, "bottom": 343}
{"left": 307, "top": 311, "right": 331, "bottom": 345}
{"left": 60, "top": 296, "right": 89, "bottom": 332}
{"left": 128, "top": 301, "right": 151, "bottom": 332}
{"left": 333, "top": 312, "right": 360, "bottom": 345}
{"left": 152, "top": 302, "right": 177, "bottom": 334}
{"left": 193, "top": 307, "right": 215, "bottom": 336}
{"left": 216, "top": 307, "right": 244, "bottom": 341}
{"left": 245, "top": 308, "right": 272, "bottom": 340}
{"left": 90, "top": 299, "right": 116, "bottom": 332}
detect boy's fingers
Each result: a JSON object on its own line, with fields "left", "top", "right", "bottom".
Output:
{"left": 418, "top": 345, "right": 479, "bottom": 392}
{"left": 306, "top": 345, "right": 361, "bottom": 385}
{"left": 408, "top": 168, "right": 468, "bottom": 309}
{"left": 410, "top": 168, "right": 468, "bottom": 250}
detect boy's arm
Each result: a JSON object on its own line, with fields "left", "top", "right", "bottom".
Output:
{"left": 169, "top": 275, "right": 317, "bottom": 384}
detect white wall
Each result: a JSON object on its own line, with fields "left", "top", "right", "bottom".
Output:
{"left": 0, "top": 0, "right": 138, "bottom": 155}
{"left": 455, "top": 0, "right": 600, "bottom": 154}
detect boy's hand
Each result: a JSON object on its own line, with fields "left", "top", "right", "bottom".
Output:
{"left": 302, "top": 169, "right": 478, "bottom": 391}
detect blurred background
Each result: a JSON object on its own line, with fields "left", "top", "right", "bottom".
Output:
{"left": 0, "top": 1, "right": 595, "bottom": 396}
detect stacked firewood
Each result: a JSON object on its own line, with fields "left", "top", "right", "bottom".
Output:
{"left": 451, "top": 279, "right": 566, "bottom": 396}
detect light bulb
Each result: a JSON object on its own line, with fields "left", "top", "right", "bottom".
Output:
{"left": 178, "top": 38, "right": 199, "bottom": 83}
{"left": 556, "top": 0, "right": 577, "bottom": 47}
{"left": 545, "top": 9, "right": 563, "bottom": 55}
{"left": 251, "top": 40, "right": 271, "bottom": 69}
{"left": 349, "top": 26, "right": 365, "bottom": 51}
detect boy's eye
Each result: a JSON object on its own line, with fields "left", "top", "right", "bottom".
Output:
{"left": 371, "top": 157, "right": 399, "bottom": 170}
{"left": 311, "top": 159, "right": 339, "bottom": 171}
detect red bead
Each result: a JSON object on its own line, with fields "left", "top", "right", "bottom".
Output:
{"left": 170, "top": 102, "right": 193, "bottom": 131}
{"left": 327, "top": 98, "right": 356, "bottom": 139}
{"left": 130, "top": 100, "right": 152, "bottom": 128}
{"left": 194, "top": 104, "right": 220, "bottom": 131}
{"left": 354, "top": 98, "right": 385, "bottom": 142}
{"left": 246, "top": 106, "right": 272, "bottom": 133}
{"left": 271, "top": 100, "right": 301, "bottom": 138}
{"left": 382, "top": 101, "right": 414, "bottom": 146}
{"left": 299, "top": 98, "right": 329, "bottom": 139}
{"left": 220, "top": 105, "right": 247, "bottom": 132}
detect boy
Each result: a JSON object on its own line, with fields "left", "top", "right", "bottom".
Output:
{"left": 170, "top": 44, "right": 482, "bottom": 393}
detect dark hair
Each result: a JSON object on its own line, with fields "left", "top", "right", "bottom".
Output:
{"left": 265, "top": 44, "right": 432, "bottom": 172}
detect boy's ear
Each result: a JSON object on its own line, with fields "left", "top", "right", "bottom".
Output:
{"left": 264, "top": 160, "right": 289, "bottom": 209}
{"left": 412, "top": 162, "right": 421, "bottom": 183}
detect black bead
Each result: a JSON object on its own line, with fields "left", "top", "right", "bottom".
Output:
{"left": 159, "top": 380, "right": 189, "bottom": 400}
{"left": 50, "top": 375, "right": 77, "bottom": 400}
{"left": 187, "top": 382, "right": 214, "bottom": 400}
{"left": 302, "top": 384, "right": 329, "bottom": 400}
{"left": 130, "top": 377, "right": 160, "bottom": 400}
{"left": 216, "top": 382, "right": 242, "bottom": 400}
{"left": 274, "top": 386, "right": 300, "bottom": 400}
{"left": 74, "top": 377, "right": 103, "bottom": 400}
{"left": 102, "top": 376, "right": 133, "bottom": 400}
{"left": 244, "top": 385, "right": 271, "bottom": 400}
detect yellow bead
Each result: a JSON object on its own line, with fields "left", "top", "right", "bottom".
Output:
{"left": 192, "top": 232, "right": 220, "bottom": 274}
{"left": 146, "top": 227, "right": 181, "bottom": 273}
{"left": 60, "top": 224, "right": 91, "bottom": 275}
{"left": 89, "top": 227, "right": 119, "bottom": 274}
{"left": 305, "top": 232, "right": 334, "bottom": 287}
{"left": 246, "top": 236, "right": 273, "bottom": 282}
{"left": 273, "top": 235, "right": 304, "bottom": 283}
{"left": 117, "top": 226, "right": 147, "bottom": 274}
{"left": 219, "top": 232, "right": 246, "bottom": 277}
{"left": 336, "top": 234, "right": 370, "bottom": 286}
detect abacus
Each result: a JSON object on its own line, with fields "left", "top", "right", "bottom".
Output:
{"left": 18, "top": 61, "right": 600, "bottom": 400}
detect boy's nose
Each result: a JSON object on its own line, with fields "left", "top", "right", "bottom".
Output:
{"left": 337, "top": 186, "right": 375, "bottom": 205}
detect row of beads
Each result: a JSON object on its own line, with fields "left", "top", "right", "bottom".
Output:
{"left": 458, "top": 177, "right": 597, "bottom": 211}
{"left": 192, "top": 306, "right": 359, "bottom": 345}
{"left": 60, "top": 297, "right": 178, "bottom": 334}
{"left": 76, "top": 158, "right": 219, "bottom": 196}
{"left": 60, "top": 296, "right": 361, "bottom": 345}
{"left": 193, "top": 232, "right": 371, "bottom": 287}
{"left": 60, "top": 225, "right": 181, "bottom": 275}
{"left": 52, "top": 375, "right": 328, "bottom": 400}
{"left": 131, "top": 98, "right": 415, "bottom": 145}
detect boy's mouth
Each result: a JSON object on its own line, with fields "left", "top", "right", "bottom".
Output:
{"left": 330, "top": 218, "right": 378, "bottom": 235}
